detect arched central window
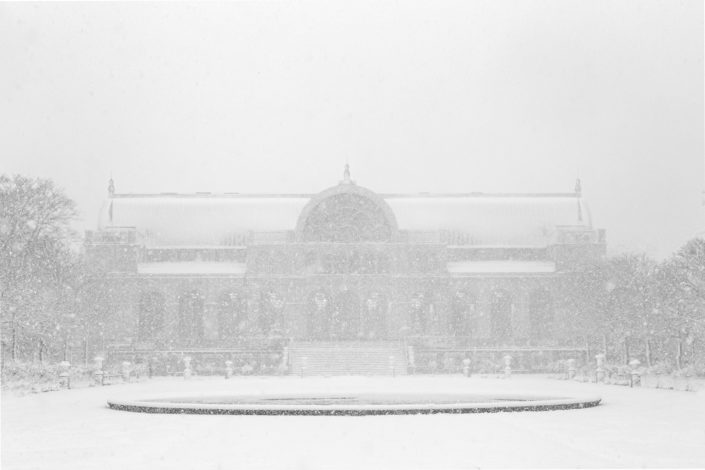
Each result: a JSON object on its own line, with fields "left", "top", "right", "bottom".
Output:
{"left": 301, "top": 193, "right": 393, "bottom": 242}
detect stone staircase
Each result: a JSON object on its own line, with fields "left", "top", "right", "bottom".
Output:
{"left": 287, "top": 341, "right": 408, "bottom": 376}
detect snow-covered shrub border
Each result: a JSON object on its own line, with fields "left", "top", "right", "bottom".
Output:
{"left": 1, "top": 360, "right": 94, "bottom": 394}
{"left": 557, "top": 360, "right": 705, "bottom": 391}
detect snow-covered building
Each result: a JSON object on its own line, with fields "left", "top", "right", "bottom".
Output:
{"left": 85, "top": 167, "right": 606, "bottom": 373}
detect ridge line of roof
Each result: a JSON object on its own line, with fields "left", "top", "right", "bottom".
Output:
{"left": 110, "top": 192, "right": 581, "bottom": 199}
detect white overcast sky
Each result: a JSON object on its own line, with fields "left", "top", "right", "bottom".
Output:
{"left": 1, "top": 1, "right": 702, "bottom": 258}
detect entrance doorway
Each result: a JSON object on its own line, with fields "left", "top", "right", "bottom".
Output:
{"left": 333, "top": 290, "right": 360, "bottom": 340}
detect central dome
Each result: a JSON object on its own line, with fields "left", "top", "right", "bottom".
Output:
{"left": 295, "top": 183, "right": 399, "bottom": 242}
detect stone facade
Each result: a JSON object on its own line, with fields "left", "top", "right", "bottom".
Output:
{"left": 86, "top": 172, "right": 606, "bottom": 354}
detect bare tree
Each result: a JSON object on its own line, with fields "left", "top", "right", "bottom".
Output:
{"left": 655, "top": 238, "right": 705, "bottom": 368}
{"left": 0, "top": 175, "right": 78, "bottom": 361}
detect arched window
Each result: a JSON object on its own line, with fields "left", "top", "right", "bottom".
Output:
{"left": 303, "top": 251, "right": 319, "bottom": 273}
{"left": 178, "top": 290, "right": 204, "bottom": 345}
{"left": 529, "top": 288, "right": 554, "bottom": 341}
{"left": 218, "top": 292, "right": 245, "bottom": 340}
{"left": 409, "top": 293, "right": 427, "bottom": 334}
{"left": 450, "top": 291, "right": 476, "bottom": 337}
{"left": 255, "top": 252, "right": 270, "bottom": 273}
{"left": 362, "top": 292, "right": 387, "bottom": 340}
{"left": 490, "top": 290, "right": 513, "bottom": 341}
{"left": 138, "top": 292, "right": 164, "bottom": 340}
{"left": 259, "top": 290, "right": 285, "bottom": 335}
{"left": 377, "top": 253, "right": 391, "bottom": 273}
{"left": 605, "top": 287, "right": 639, "bottom": 341}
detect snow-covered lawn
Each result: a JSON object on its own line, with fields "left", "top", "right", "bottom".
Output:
{"left": 3, "top": 375, "right": 705, "bottom": 469}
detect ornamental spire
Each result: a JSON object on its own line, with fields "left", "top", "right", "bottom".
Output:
{"left": 575, "top": 177, "right": 583, "bottom": 222}
{"left": 108, "top": 176, "right": 115, "bottom": 197}
{"left": 343, "top": 163, "right": 351, "bottom": 183}
{"left": 340, "top": 163, "right": 355, "bottom": 185}
{"left": 577, "top": 199, "right": 583, "bottom": 222}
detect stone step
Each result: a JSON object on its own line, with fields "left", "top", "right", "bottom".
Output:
{"left": 288, "top": 341, "right": 407, "bottom": 376}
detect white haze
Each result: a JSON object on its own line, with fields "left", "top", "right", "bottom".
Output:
{"left": 0, "top": 1, "right": 702, "bottom": 258}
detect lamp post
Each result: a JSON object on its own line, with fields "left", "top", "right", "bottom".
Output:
{"left": 121, "top": 361, "right": 131, "bottom": 382}
{"left": 61, "top": 312, "right": 77, "bottom": 362}
{"left": 629, "top": 358, "right": 641, "bottom": 387}
{"left": 503, "top": 355, "right": 512, "bottom": 378}
{"left": 567, "top": 358, "right": 577, "bottom": 380}
{"left": 183, "top": 356, "right": 192, "bottom": 380}
{"left": 59, "top": 361, "right": 71, "bottom": 389}
{"left": 93, "top": 356, "right": 104, "bottom": 386}
{"left": 300, "top": 356, "right": 308, "bottom": 378}
{"left": 595, "top": 353, "right": 605, "bottom": 382}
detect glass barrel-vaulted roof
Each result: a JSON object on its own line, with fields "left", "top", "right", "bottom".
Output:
{"left": 98, "top": 184, "right": 592, "bottom": 247}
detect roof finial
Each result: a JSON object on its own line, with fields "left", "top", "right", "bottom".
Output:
{"left": 343, "top": 163, "right": 351, "bottom": 183}
{"left": 577, "top": 199, "right": 583, "bottom": 222}
{"left": 108, "top": 175, "right": 115, "bottom": 197}
{"left": 574, "top": 177, "right": 582, "bottom": 196}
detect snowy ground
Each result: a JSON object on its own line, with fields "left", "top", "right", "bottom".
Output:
{"left": 3, "top": 375, "right": 705, "bottom": 469}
